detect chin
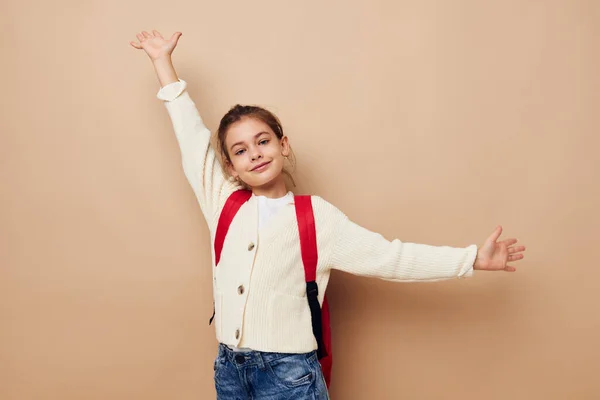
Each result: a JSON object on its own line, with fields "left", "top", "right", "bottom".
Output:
{"left": 250, "top": 177, "right": 275, "bottom": 188}
{"left": 247, "top": 172, "right": 278, "bottom": 188}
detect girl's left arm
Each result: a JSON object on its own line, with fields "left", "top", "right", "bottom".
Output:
{"left": 326, "top": 215, "right": 525, "bottom": 281}
{"left": 329, "top": 218, "right": 477, "bottom": 282}
{"left": 327, "top": 216, "right": 477, "bottom": 282}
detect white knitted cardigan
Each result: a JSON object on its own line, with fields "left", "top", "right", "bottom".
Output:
{"left": 157, "top": 79, "right": 478, "bottom": 353}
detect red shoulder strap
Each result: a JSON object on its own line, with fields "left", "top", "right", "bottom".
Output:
{"left": 294, "top": 195, "right": 318, "bottom": 281}
{"left": 214, "top": 189, "right": 252, "bottom": 265}
{"left": 294, "top": 195, "right": 332, "bottom": 388}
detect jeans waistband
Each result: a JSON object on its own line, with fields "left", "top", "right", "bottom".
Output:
{"left": 218, "top": 343, "right": 317, "bottom": 369}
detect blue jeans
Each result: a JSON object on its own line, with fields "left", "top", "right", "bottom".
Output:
{"left": 214, "top": 343, "right": 330, "bottom": 399}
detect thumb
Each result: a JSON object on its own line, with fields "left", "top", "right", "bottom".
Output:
{"left": 486, "top": 225, "right": 502, "bottom": 244}
{"left": 170, "top": 32, "right": 182, "bottom": 46}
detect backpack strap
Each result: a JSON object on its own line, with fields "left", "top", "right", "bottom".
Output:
{"left": 294, "top": 195, "right": 327, "bottom": 359}
{"left": 214, "top": 189, "right": 252, "bottom": 265}
{"left": 209, "top": 189, "right": 252, "bottom": 325}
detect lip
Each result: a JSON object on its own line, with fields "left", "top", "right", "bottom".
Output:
{"left": 251, "top": 161, "right": 271, "bottom": 172}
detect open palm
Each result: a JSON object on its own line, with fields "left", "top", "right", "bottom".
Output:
{"left": 474, "top": 225, "right": 526, "bottom": 272}
{"left": 129, "top": 30, "right": 182, "bottom": 61}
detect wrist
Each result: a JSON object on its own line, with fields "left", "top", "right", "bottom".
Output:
{"left": 152, "top": 56, "right": 179, "bottom": 87}
{"left": 152, "top": 54, "right": 172, "bottom": 64}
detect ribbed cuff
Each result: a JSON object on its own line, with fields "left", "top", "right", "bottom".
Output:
{"left": 156, "top": 79, "right": 187, "bottom": 101}
{"left": 458, "top": 244, "right": 478, "bottom": 278}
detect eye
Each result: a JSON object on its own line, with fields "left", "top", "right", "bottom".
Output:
{"left": 259, "top": 139, "right": 269, "bottom": 145}
{"left": 234, "top": 149, "right": 245, "bottom": 156}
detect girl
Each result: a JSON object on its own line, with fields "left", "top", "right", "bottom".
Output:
{"left": 130, "top": 30, "right": 526, "bottom": 400}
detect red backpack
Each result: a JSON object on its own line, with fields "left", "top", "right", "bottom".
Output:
{"left": 210, "top": 189, "right": 333, "bottom": 388}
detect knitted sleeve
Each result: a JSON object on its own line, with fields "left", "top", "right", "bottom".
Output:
{"left": 156, "top": 79, "right": 242, "bottom": 228}
{"left": 328, "top": 214, "right": 477, "bottom": 282}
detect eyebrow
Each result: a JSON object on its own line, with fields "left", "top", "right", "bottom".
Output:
{"left": 230, "top": 131, "right": 270, "bottom": 151}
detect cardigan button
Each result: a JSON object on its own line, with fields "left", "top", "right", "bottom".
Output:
{"left": 237, "top": 285, "right": 245, "bottom": 295}
{"left": 235, "top": 329, "right": 240, "bottom": 339}
{"left": 247, "top": 242, "right": 255, "bottom": 251}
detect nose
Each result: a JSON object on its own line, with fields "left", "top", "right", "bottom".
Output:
{"left": 251, "top": 149, "right": 262, "bottom": 161}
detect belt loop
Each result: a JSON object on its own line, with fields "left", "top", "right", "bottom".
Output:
{"left": 256, "top": 352, "right": 266, "bottom": 370}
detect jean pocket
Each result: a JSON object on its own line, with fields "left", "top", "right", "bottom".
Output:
{"left": 213, "top": 353, "right": 224, "bottom": 383}
{"left": 266, "top": 354, "right": 315, "bottom": 388}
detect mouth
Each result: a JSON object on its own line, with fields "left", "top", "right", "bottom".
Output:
{"left": 251, "top": 161, "right": 271, "bottom": 172}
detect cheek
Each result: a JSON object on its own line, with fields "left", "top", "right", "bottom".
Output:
{"left": 267, "top": 143, "right": 283, "bottom": 157}
{"left": 232, "top": 158, "right": 252, "bottom": 175}
{"left": 229, "top": 158, "right": 243, "bottom": 173}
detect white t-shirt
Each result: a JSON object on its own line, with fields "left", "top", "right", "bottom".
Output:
{"left": 255, "top": 191, "right": 295, "bottom": 232}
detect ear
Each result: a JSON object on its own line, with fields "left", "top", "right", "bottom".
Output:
{"left": 280, "top": 136, "right": 290, "bottom": 157}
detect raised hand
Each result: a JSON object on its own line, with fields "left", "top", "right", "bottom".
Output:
{"left": 473, "top": 226, "right": 526, "bottom": 272}
{"left": 129, "top": 30, "right": 182, "bottom": 61}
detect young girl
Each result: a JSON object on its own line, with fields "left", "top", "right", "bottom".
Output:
{"left": 130, "top": 30, "right": 526, "bottom": 400}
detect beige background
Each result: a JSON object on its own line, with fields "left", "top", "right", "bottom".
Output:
{"left": 1, "top": 0, "right": 598, "bottom": 399}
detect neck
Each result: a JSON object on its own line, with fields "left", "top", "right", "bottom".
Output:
{"left": 251, "top": 175, "right": 288, "bottom": 198}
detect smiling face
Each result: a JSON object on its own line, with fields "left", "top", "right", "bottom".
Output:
{"left": 224, "top": 117, "right": 290, "bottom": 190}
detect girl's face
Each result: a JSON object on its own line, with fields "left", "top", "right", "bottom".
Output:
{"left": 225, "top": 117, "right": 290, "bottom": 189}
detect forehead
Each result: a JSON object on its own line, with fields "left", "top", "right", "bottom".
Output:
{"left": 225, "top": 117, "right": 274, "bottom": 146}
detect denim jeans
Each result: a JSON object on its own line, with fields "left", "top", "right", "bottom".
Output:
{"left": 214, "top": 343, "right": 330, "bottom": 399}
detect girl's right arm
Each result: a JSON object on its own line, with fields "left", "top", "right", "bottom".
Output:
{"left": 131, "top": 30, "right": 242, "bottom": 228}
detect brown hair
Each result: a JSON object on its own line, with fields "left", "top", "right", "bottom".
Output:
{"left": 215, "top": 105, "right": 297, "bottom": 188}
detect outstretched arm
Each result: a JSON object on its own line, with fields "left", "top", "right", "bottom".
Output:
{"left": 328, "top": 216, "right": 525, "bottom": 281}
{"left": 130, "top": 30, "right": 242, "bottom": 228}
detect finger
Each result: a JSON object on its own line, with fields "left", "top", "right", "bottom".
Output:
{"left": 502, "top": 238, "right": 518, "bottom": 246}
{"left": 504, "top": 266, "right": 516, "bottom": 272}
{"left": 129, "top": 41, "right": 142, "bottom": 49}
{"left": 142, "top": 31, "right": 151, "bottom": 38}
{"left": 487, "top": 225, "right": 503, "bottom": 244}
{"left": 153, "top": 30, "right": 164, "bottom": 38}
{"left": 508, "top": 254, "right": 524, "bottom": 261}
{"left": 508, "top": 245, "right": 526, "bottom": 254}
{"left": 136, "top": 33, "right": 144, "bottom": 42}
{"left": 170, "top": 31, "right": 182, "bottom": 44}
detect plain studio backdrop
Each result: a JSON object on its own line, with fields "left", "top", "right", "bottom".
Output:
{"left": 1, "top": 0, "right": 598, "bottom": 399}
